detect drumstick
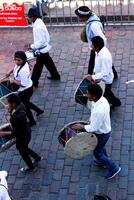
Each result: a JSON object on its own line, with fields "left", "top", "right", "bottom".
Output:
{"left": 126, "top": 80, "right": 134, "bottom": 84}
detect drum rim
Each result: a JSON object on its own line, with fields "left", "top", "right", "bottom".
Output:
{"left": 58, "top": 120, "right": 88, "bottom": 135}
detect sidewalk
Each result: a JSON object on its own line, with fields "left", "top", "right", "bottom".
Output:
{"left": 0, "top": 26, "right": 134, "bottom": 200}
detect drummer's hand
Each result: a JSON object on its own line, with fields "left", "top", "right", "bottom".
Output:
{"left": 9, "top": 79, "right": 14, "bottom": 84}
{"left": 71, "top": 123, "right": 84, "bottom": 130}
{"left": 85, "top": 75, "right": 93, "bottom": 81}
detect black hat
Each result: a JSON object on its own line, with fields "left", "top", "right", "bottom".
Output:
{"left": 28, "top": 7, "right": 40, "bottom": 18}
{"left": 75, "top": 6, "right": 92, "bottom": 17}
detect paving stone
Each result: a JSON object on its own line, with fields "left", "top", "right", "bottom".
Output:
{"left": 0, "top": 27, "right": 134, "bottom": 200}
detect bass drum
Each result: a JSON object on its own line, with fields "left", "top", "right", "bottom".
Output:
{"left": 58, "top": 121, "right": 97, "bottom": 159}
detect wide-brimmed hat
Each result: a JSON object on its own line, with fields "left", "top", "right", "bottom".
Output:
{"left": 75, "top": 6, "right": 92, "bottom": 17}
{"left": 28, "top": 8, "right": 40, "bottom": 18}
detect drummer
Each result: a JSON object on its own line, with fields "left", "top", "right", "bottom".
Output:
{"left": 86, "top": 36, "right": 121, "bottom": 109}
{"left": 0, "top": 94, "right": 42, "bottom": 173}
{"left": 6, "top": 51, "right": 44, "bottom": 126}
{"left": 72, "top": 84, "right": 121, "bottom": 179}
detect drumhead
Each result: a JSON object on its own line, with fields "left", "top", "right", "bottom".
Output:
{"left": 65, "top": 132, "right": 97, "bottom": 159}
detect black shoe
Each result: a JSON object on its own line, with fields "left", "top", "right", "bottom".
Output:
{"left": 20, "top": 166, "right": 37, "bottom": 173}
{"left": 32, "top": 156, "right": 43, "bottom": 164}
{"left": 36, "top": 110, "right": 44, "bottom": 117}
{"left": 47, "top": 76, "right": 60, "bottom": 80}
{"left": 29, "top": 120, "right": 36, "bottom": 127}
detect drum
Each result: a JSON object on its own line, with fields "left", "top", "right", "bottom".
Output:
{"left": 0, "top": 80, "right": 17, "bottom": 108}
{"left": 58, "top": 121, "right": 98, "bottom": 159}
{"left": 74, "top": 78, "right": 105, "bottom": 106}
{"left": 0, "top": 123, "right": 16, "bottom": 153}
{"left": 25, "top": 50, "right": 35, "bottom": 61}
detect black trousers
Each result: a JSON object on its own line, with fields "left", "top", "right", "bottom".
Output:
{"left": 88, "top": 50, "right": 118, "bottom": 79}
{"left": 104, "top": 84, "right": 121, "bottom": 107}
{"left": 17, "top": 132, "right": 39, "bottom": 169}
{"left": 32, "top": 52, "right": 60, "bottom": 87}
{"left": 19, "top": 87, "right": 41, "bottom": 122}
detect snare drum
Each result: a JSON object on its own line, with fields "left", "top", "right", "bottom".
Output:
{"left": 25, "top": 50, "right": 35, "bottom": 61}
{"left": 0, "top": 123, "right": 16, "bottom": 153}
{"left": 74, "top": 78, "right": 105, "bottom": 106}
{"left": 58, "top": 121, "right": 98, "bottom": 159}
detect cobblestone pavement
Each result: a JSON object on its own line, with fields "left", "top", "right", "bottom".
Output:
{"left": 0, "top": 26, "right": 134, "bottom": 200}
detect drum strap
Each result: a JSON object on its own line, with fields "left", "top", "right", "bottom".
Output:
{"left": 0, "top": 183, "right": 8, "bottom": 190}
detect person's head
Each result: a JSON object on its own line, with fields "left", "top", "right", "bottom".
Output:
{"left": 14, "top": 51, "right": 27, "bottom": 67}
{"left": 91, "top": 36, "right": 104, "bottom": 52}
{"left": 7, "top": 94, "right": 21, "bottom": 110}
{"left": 75, "top": 6, "right": 92, "bottom": 22}
{"left": 28, "top": 8, "right": 40, "bottom": 23}
{"left": 87, "top": 84, "right": 103, "bottom": 102}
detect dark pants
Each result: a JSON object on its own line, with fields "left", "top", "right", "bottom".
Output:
{"left": 19, "top": 87, "right": 41, "bottom": 122}
{"left": 104, "top": 84, "right": 121, "bottom": 107}
{"left": 94, "top": 133, "right": 118, "bottom": 172}
{"left": 32, "top": 52, "right": 60, "bottom": 87}
{"left": 17, "top": 132, "right": 39, "bottom": 169}
{"left": 88, "top": 50, "right": 118, "bottom": 79}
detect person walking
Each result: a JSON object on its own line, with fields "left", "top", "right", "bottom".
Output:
{"left": 86, "top": 36, "right": 121, "bottom": 108}
{"left": 72, "top": 84, "right": 121, "bottom": 179}
{"left": 75, "top": 6, "right": 118, "bottom": 78}
{"left": 27, "top": 7, "right": 60, "bottom": 88}
{"left": 6, "top": 51, "right": 44, "bottom": 126}
{"left": 0, "top": 94, "right": 42, "bottom": 173}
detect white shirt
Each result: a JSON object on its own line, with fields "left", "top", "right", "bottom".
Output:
{"left": 86, "top": 14, "right": 107, "bottom": 47}
{"left": 90, "top": 22, "right": 107, "bottom": 46}
{"left": 92, "top": 47, "right": 114, "bottom": 84}
{"left": 0, "top": 171, "right": 11, "bottom": 200}
{"left": 13, "top": 62, "right": 32, "bottom": 92}
{"left": 84, "top": 96, "right": 111, "bottom": 134}
{"left": 31, "top": 18, "right": 51, "bottom": 54}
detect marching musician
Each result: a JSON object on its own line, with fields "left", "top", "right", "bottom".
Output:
{"left": 0, "top": 94, "right": 42, "bottom": 173}
{"left": 6, "top": 51, "right": 44, "bottom": 126}
{"left": 72, "top": 84, "right": 121, "bottom": 179}
{"left": 86, "top": 36, "right": 121, "bottom": 109}
{"left": 75, "top": 6, "right": 118, "bottom": 78}
{"left": 27, "top": 8, "right": 60, "bottom": 88}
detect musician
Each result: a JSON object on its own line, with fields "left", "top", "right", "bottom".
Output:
{"left": 72, "top": 84, "right": 121, "bottom": 179}
{"left": 0, "top": 94, "right": 42, "bottom": 173}
{"left": 75, "top": 6, "right": 118, "bottom": 78}
{"left": 6, "top": 51, "right": 44, "bottom": 126}
{"left": 27, "top": 8, "right": 60, "bottom": 88}
{"left": 86, "top": 36, "right": 121, "bottom": 108}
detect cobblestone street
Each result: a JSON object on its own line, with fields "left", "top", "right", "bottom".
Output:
{"left": 0, "top": 26, "right": 134, "bottom": 200}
